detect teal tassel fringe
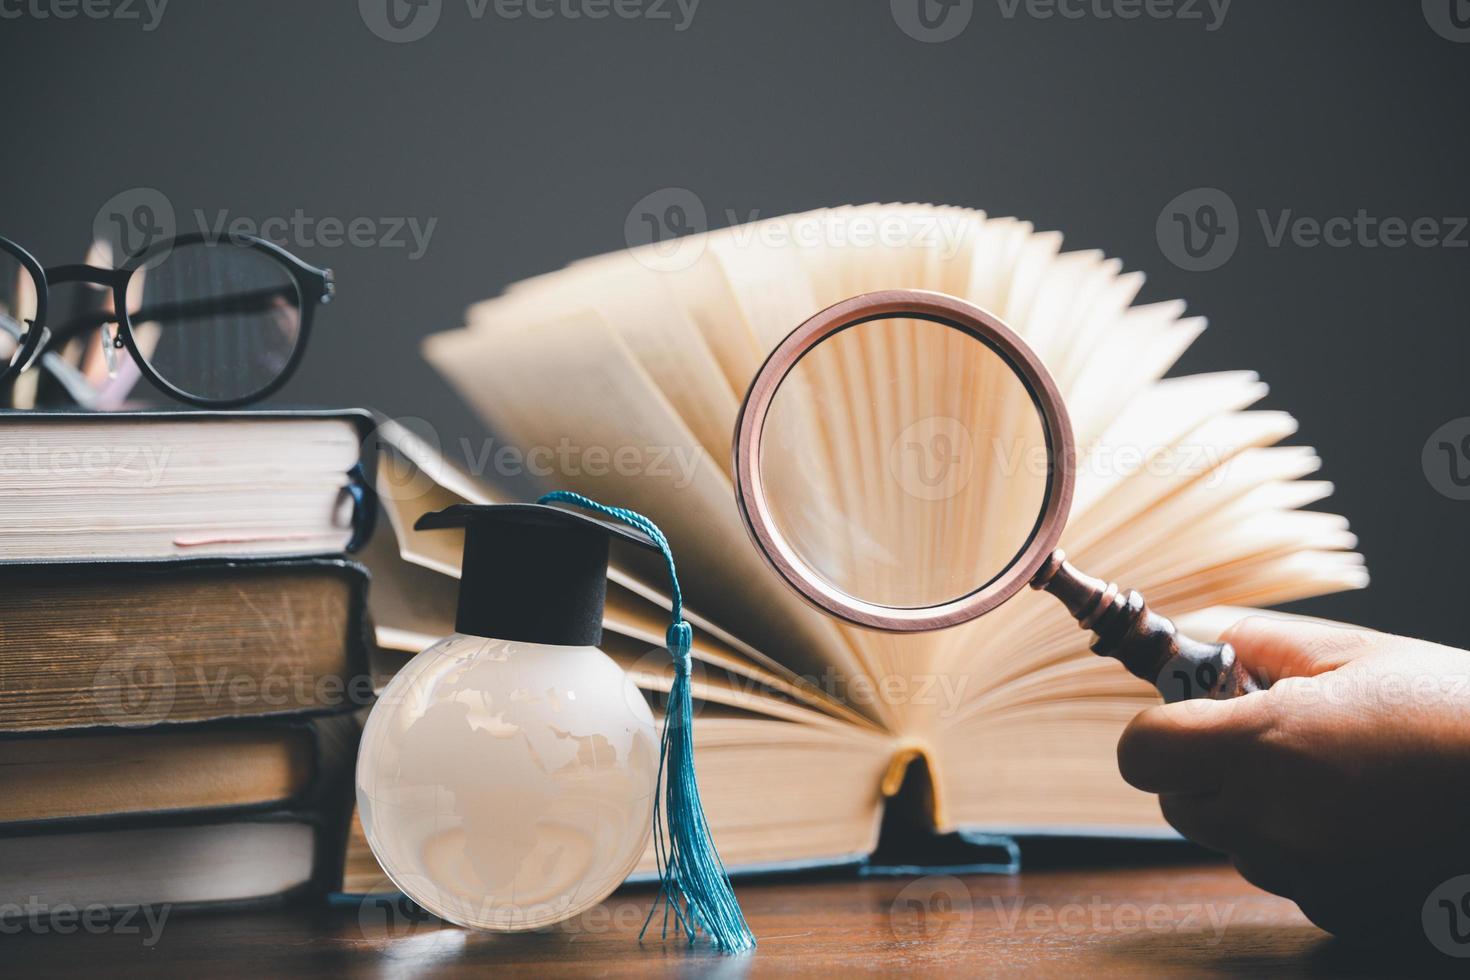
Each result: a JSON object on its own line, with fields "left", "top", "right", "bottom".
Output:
{"left": 537, "top": 491, "right": 756, "bottom": 954}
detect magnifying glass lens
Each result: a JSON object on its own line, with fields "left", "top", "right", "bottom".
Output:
{"left": 757, "top": 315, "right": 1051, "bottom": 610}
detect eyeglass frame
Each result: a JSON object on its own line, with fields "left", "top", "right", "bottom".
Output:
{"left": 0, "top": 231, "right": 334, "bottom": 409}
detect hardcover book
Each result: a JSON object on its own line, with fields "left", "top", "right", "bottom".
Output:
{"left": 0, "top": 409, "right": 373, "bottom": 562}
{"left": 0, "top": 557, "right": 374, "bottom": 734}
{"left": 0, "top": 712, "right": 361, "bottom": 911}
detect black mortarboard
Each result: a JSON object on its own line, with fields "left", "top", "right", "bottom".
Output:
{"left": 414, "top": 503, "right": 659, "bottom": 647}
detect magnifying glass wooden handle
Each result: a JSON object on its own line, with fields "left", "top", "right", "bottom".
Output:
{"left": 1031, "top": 551, "right": 1264, "bottom": 703}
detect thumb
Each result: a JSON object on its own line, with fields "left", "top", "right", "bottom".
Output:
{"left": 1220, "top": 614, "right": 1380, "bottom": 684}
{"left": 1117, "top": 691, "right": 1272, "bottom": 795}
{"left": 1119, "top": 614, "right": 1383, "bottom": 795}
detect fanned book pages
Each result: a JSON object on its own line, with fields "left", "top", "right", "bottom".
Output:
{"left": 365, "top": 204, "right": 1366, "bottom": 878}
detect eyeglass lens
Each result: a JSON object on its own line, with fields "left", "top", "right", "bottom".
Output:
{"left": 124, "top": 241, "right": 304, "bottom": 403}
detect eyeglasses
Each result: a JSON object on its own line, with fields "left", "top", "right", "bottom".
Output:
{"left": 0, "top": 233, "right": 334, "bottom": 408}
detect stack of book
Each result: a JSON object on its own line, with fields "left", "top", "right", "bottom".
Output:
{"left": 0, "top": 409, "right": 376, "bottom": 913}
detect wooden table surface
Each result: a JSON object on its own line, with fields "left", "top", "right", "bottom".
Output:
{"left": 8, "top": 863, "right": 1460, "bottom": 978}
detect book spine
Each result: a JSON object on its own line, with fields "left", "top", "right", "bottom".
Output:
{"left": 0, "top": 711, "right": 363, "bottom": 837}
{"left": 0, "top": 557, "right": 376, "bottom": 734}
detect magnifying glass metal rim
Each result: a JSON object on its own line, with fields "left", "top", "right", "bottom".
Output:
{"left": 733, "top": 289, "right": 1077, "bottom": 632}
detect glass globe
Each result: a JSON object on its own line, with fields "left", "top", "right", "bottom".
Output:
{"left": 356, "top": 633, "right": 659, "bottom": 931}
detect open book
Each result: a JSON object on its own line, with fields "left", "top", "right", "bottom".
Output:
{"left": 363, "top": 204, "right": 1366, "bottom": 878}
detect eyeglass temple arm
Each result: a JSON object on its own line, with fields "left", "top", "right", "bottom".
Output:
{"left": 1031, "top": 550, "right": 1263, "bottom": 702}
{"left": 38, "top": 286, "right": 301, "bottom": 349}
{"left": 29, "top": 350, "right": 102, "bottom": 408}
{"left": 0, "top": 314, "right": 50, "bottom": 373}
{"left": 0, "top": 314, "right": 96, "bottom": 405}
{"left": 46, "top": 262, "right": 332, "bottom": 302}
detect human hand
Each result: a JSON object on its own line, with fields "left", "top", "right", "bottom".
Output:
{"left": 1117, "top": 616, "right": 1470, "bottom": 951}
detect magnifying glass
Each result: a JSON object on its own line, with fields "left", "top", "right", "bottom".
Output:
{"left": 733, "top": 289, "right": 1261, "bottom": 703}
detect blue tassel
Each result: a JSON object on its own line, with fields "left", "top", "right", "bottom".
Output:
{"left": 537, "top": 491, "right": 756, "bottom": 954}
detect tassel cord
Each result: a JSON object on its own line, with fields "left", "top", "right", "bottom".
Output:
{"left": 537, "top": 491, "right": 755, "bottom": 954}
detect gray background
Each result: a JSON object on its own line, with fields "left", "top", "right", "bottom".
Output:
{"left": 4, "top": 0, "right": 1467, "bottom": 645}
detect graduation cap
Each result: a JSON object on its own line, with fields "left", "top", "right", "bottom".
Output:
{"left": 414, "top": 503, "right": 659, "bottom": 647}
{"left": 410, "top": 494, "right": 755, "bottom": 952}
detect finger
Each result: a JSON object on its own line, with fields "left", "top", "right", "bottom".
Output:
{"left": 1117, "top": 693, "right": 1273, "bottom": 795}
{"left": 1158, "top": 792, "right": 1238, "bottom": 854}
{"left": 1231, "top": 853, "right": 1297, "bottom": 901}
{"left": 1220, "top": 615, "right": 1380, "bottom": 683}
{"left": 1160, "top": 795, "right": 1298, "bottom": 881}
